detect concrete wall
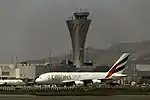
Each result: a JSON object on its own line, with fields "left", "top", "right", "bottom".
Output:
{"left": 0, "top": 65, "right": 16, "bottom": 78}
{"left": 16, "top": 64, "right": 50, "bottom": 79}
{"left": 136, "top": 64, "right": 150, "bottom": 71}
{"left": 0, "top": 64, "right": 49, "bottom": 80}
{"left": 17, "top": 66, "right": 36, "bottom": 79}
{"left": 15, "top": 68, "right": 20, "bottom": 78}
{"left": 35, "top": 65, "right": 50, "bottom": 78}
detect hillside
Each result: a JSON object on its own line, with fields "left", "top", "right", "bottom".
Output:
{"left": 24, "top": 40, "right": 150, "bottom": 66}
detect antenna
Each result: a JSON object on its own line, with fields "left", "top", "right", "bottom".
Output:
{"left": 83, "top": 8, "right": 88, "bottom": 12}
{"left": 13, "top": 56, "right": 17, "bottom": 68}
{"left": 68, "top": 16, "right": 73, "bottom": 20}
{"left": 75, "top": 7, "right": 79, "bottom": 13}
{"left": 80, "top": 8, "right": 83, "bottom": 12}
{"left": 47, "top": 48, "right": 52, "bottom": 66}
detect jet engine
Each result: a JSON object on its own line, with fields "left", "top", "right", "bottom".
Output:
{"left": 74, "top": 81, "right": 84, "bottom": 86}
{"left": 92, "top": 79, "right": 101, "bottom": 84}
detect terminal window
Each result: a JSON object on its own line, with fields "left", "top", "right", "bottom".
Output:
{"left": 2, "top": 72, "right": 9, "bottom": 75}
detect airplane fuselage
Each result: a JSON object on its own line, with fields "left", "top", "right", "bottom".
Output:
{"left": 35, "top": 53, "right": 129, "bottom": 86}
{"left": 0, "top": 79, "right": 25, "bottom": 86}
{"left": 36, "top": 72, "right": 126, "bottom": 85}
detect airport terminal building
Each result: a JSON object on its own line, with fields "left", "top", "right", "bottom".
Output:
{"left": 0, "top": 63, "right": 50, "bottom": 83}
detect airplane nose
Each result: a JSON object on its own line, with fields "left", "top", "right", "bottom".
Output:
{"left": 35, "top": 78, "right": 40, "bottom": 83}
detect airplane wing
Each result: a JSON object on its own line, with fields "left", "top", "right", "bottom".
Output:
{"left": 61, "top": 78, "right": 93, "bottom": 85}
{"left": 62, "top": 80, "right": 75, "bottom": 83}
{"left": 99, "top": 76, "right": 127, "bottom": 84}
{"left": 62, "top": 76, "right": 126, "bottom": 85}
{"left": 0, "top": 82, "right": 4, "bottom": 85}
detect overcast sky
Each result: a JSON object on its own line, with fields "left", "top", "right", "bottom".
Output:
{"left": 0, "top": 0, "right": 150, "bottom": 63}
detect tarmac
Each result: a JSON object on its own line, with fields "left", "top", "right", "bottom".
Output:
{"left": 0, "top": 85, "right": 150, "bottom": 96}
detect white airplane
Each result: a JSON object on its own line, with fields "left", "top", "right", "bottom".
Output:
{"left": 0, "top": 79, "right": 25, "bottom": 86}
{"left": 35, "top": 53, "right": 130, "bottom": 87}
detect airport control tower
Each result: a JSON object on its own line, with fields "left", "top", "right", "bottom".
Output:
{"left": 66, "top": 11, "right": 91, "bottom": 68}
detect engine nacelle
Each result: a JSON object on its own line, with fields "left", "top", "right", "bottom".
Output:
{"left": 92, "top": 79, "right": 101, "bottom": 84}
{"left": 74, "top": 81, "right": 84, "bottom": 86}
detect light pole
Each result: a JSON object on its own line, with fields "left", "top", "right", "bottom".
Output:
{"left": 129, "top": 51, "right": 136, "bottom": 82}
{"left": 47, "top": 48, "right": 52, "bottom": 67}
{"left": 69, "top": 48, "right": 72, "bottom": 61}
{"left": 80, "top": 48, "right": 89, "bottom": 62}
{"left": 12, "top": 56, "right": 17, "bottom": 68}
{"left": 84, "top": 48, "right": 89, "bottom": 62}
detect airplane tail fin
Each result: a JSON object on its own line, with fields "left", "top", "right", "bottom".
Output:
{"left": 105, "top": 53, "right": 130, "bottom": 78}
